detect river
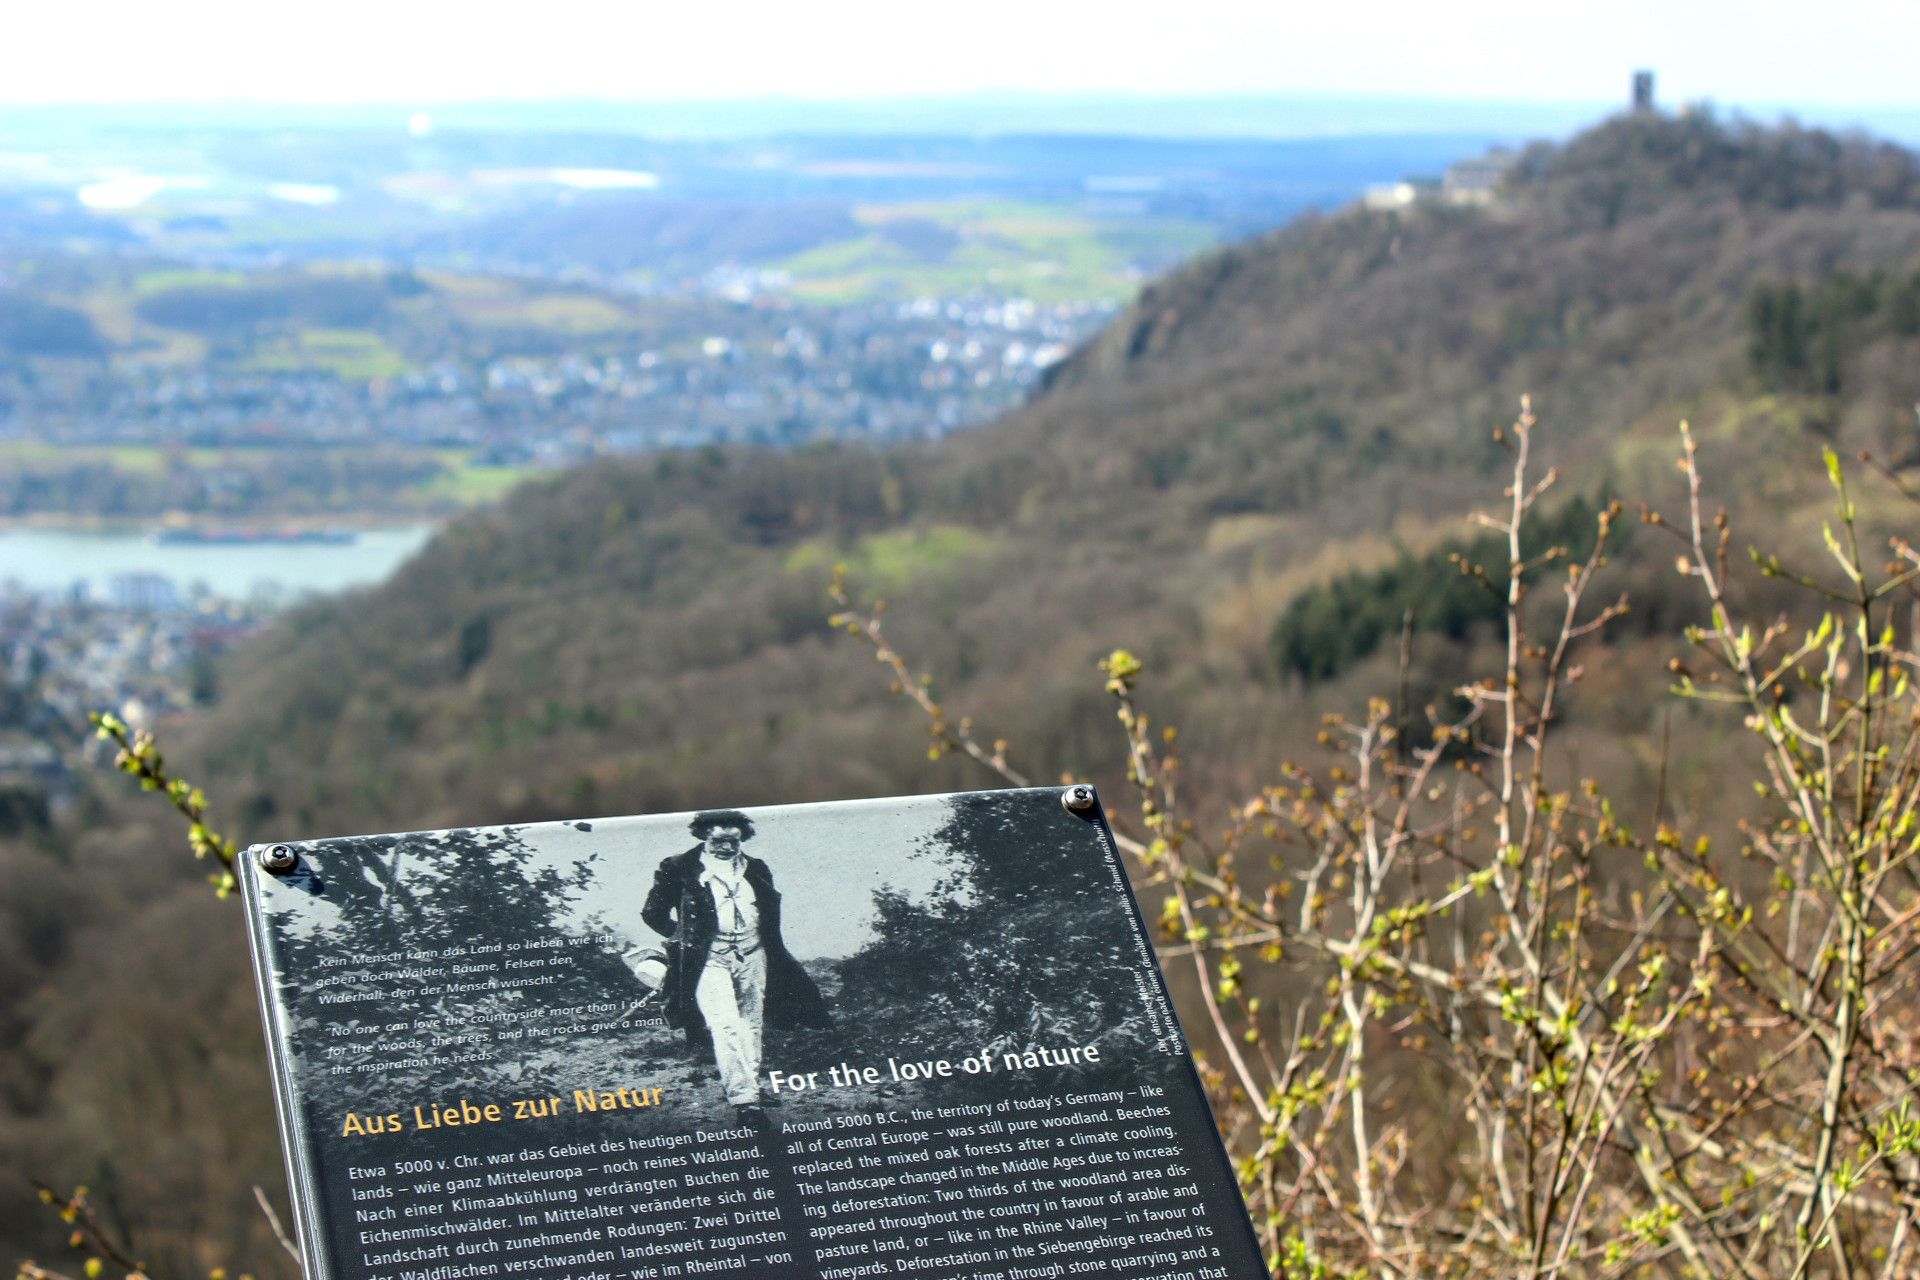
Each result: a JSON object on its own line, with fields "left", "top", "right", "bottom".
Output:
{"left": 0, "top": 526, "right": 436, "bottom": 600}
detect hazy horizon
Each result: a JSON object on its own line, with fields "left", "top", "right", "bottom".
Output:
{"left": 2, "top": 92, "right": 1917, "bottom": 147}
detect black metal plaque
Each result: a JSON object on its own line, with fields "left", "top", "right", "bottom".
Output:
{"left": 242, "top": 788, "right": 1268, "bottom": 1280}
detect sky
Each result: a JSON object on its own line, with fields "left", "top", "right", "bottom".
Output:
{"left": 3, "top": 0, "right": 1917, "bottom": 112}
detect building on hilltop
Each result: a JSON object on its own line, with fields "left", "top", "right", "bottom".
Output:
{"left": 1364, "top": 148, "right": 1517, "bottom": 213}
{"left": 1441, "top": 149, "right": 1516, "bottom": 206}
{"left": 1364, "top": 178, "right": 1436, "bottom": 211}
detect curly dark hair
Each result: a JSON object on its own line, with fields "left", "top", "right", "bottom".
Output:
{"left": 688, "top": 809, "right": 756, "bottom": 841}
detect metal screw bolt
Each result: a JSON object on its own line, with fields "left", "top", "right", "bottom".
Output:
{"left": 1062, "top": 785, "right": 1097, "bottom": 813}
{"left": 260, "top": 843, "right": 299, "bottom": 873}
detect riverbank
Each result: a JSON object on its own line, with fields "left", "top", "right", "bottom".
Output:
{"left": 0, "top": 523, "right": 437, "bottom": 599}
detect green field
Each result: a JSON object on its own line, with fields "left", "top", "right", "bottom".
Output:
{"left": 419, "top": 454, "right": 537, "bottom": 504}
{"left": 517, "top": 294, "right": 632, "bottom": 333}
{"left": 775, "top": 201, "right": 1216, "bottom": 305}
{"left": 242, "top": 328, "right": 415, "bottom": 379}
{"left": 0, "top": 440, "right": 174, "bottom": 474}
{"left": 0, "top": 440, "right": 534, "bottom": 514}
{"left": 130, "top": 267, "right": 249, "bottom": 295}
{"left": 33, "top": 265, "right": 661, "bottom": 379}
{"left": 785, "top": 524, "right": 996, "bottom": 591}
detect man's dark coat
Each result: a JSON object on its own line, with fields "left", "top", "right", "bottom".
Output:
{"left": 641, "top": 847, "right": 830, "bottom": 1045}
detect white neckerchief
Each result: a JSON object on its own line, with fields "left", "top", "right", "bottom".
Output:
{"left": 700, "top": 854, "right": 754, "bottom": 935}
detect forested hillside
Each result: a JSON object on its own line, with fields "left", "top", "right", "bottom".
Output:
{"left": 192, "top": 111, "right": 1920, "bottom": 836}
{"left": 7, "top": 109, "right": 1920, "bottom": 1274}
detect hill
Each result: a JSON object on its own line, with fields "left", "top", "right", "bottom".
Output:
{"left": 191, "top": 110, "right": 1920, "bottom": 836}
{"left": 8, "top": 109, "right": 1920, "bottom": 1273}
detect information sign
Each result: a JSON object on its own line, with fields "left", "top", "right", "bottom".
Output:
{"left": 243, "top": 788, "right": 1269, "bottom": 1279}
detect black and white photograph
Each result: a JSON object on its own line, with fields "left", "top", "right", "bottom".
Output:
{"left": 255, "top": 789, "right": 1186, "bottom": 1135}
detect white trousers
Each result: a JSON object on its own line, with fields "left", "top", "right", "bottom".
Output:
{"left": 696, "top": 943, "right": 768, "bottom": 1104}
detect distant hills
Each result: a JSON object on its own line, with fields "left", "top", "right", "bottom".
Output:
{"left": 188, "top": 109, "right": 1920, "bottom": 842}
{"left": 0, "top": 114, "right": 1547, "bottom": 527}
{"left": 0, "top": 107, "right": 1519, "bottom": 280}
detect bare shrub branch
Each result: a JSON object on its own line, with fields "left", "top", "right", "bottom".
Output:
{"left": 834, "top": 407, "right": 1920, "bottom": 1277}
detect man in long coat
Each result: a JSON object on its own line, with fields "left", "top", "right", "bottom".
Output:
{"left": 641, "top": 809, "right": 830, "bottom": 1115}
